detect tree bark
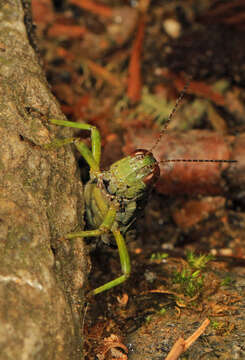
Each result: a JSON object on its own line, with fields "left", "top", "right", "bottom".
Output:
{"left": 0, "top": 1, "right": 87, "bottom": 358}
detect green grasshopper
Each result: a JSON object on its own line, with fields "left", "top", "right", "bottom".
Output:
{"left": 48, "top": 85, "right": 236, "bottom": 296}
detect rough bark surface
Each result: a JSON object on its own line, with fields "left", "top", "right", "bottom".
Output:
{"left": 0, "top": 1, "right": 87, "bottom": 359}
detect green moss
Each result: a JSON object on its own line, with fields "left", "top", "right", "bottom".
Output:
{"left": 172, "top": 252, "right": 214, "bottom": 298}
{"left": 150, "top": 252, "right": 169, "bottom": 261}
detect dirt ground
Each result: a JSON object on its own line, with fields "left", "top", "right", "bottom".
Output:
{"left": 32, "top": 0, "right": 245, "bottom": 358}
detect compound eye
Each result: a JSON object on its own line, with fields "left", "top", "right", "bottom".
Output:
{"left": 143, "top": 164, "right": 160, "bottom": 186}
{"left": 130, "top": 149, "right": 150, "bottom": 158}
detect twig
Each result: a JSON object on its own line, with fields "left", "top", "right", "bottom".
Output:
{"left": 127, "top": 15, "right": 146, "bottom": 102}
{"left": 85, "top": 59, "right": 122, "bottom": 88}
{"left": 165, "top": 318, "right": 210, "bottom": 360}
{"left": 127, "top": 0, "right": 151, "bottom": 102}
{"left": 69, "top": 0, "right": 112, "bottom": 18}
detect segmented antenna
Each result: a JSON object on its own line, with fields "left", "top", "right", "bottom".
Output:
{"left": 150, "top": 77, "right": 237, "bottom": 165}
{"left": 160, "top": 159, "right": 237, "bottom": 164}
{"left": 150, "top": 77, "right": 191, "bottom": 153}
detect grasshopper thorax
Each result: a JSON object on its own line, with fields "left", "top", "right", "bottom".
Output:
{"left": 103, "top": 149, "right": 160, "bottom": 200}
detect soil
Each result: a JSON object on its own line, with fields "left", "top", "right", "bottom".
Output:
{"left": 32, "top": 0, "right": 245, "bottom": 358}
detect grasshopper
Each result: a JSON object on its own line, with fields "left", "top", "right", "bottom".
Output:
{"left": 48, "top": 84, "right": 236, "bottom": 296}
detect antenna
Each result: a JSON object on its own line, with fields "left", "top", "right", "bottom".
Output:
{"left": 149, "top": 77, "right": 237, "bottom": 165}
{"left": 160, "top": 159, "right": 237, "bottom": 164}
{"left": 150, "top": 77, "right": 191, "bottom": 153}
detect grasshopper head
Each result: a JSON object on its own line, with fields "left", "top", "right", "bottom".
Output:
{"left": 130, "top": 149, "right": 160, "bottom": 186}
{"left": 106, "top": 149, "right": 160, "bottom": 199}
